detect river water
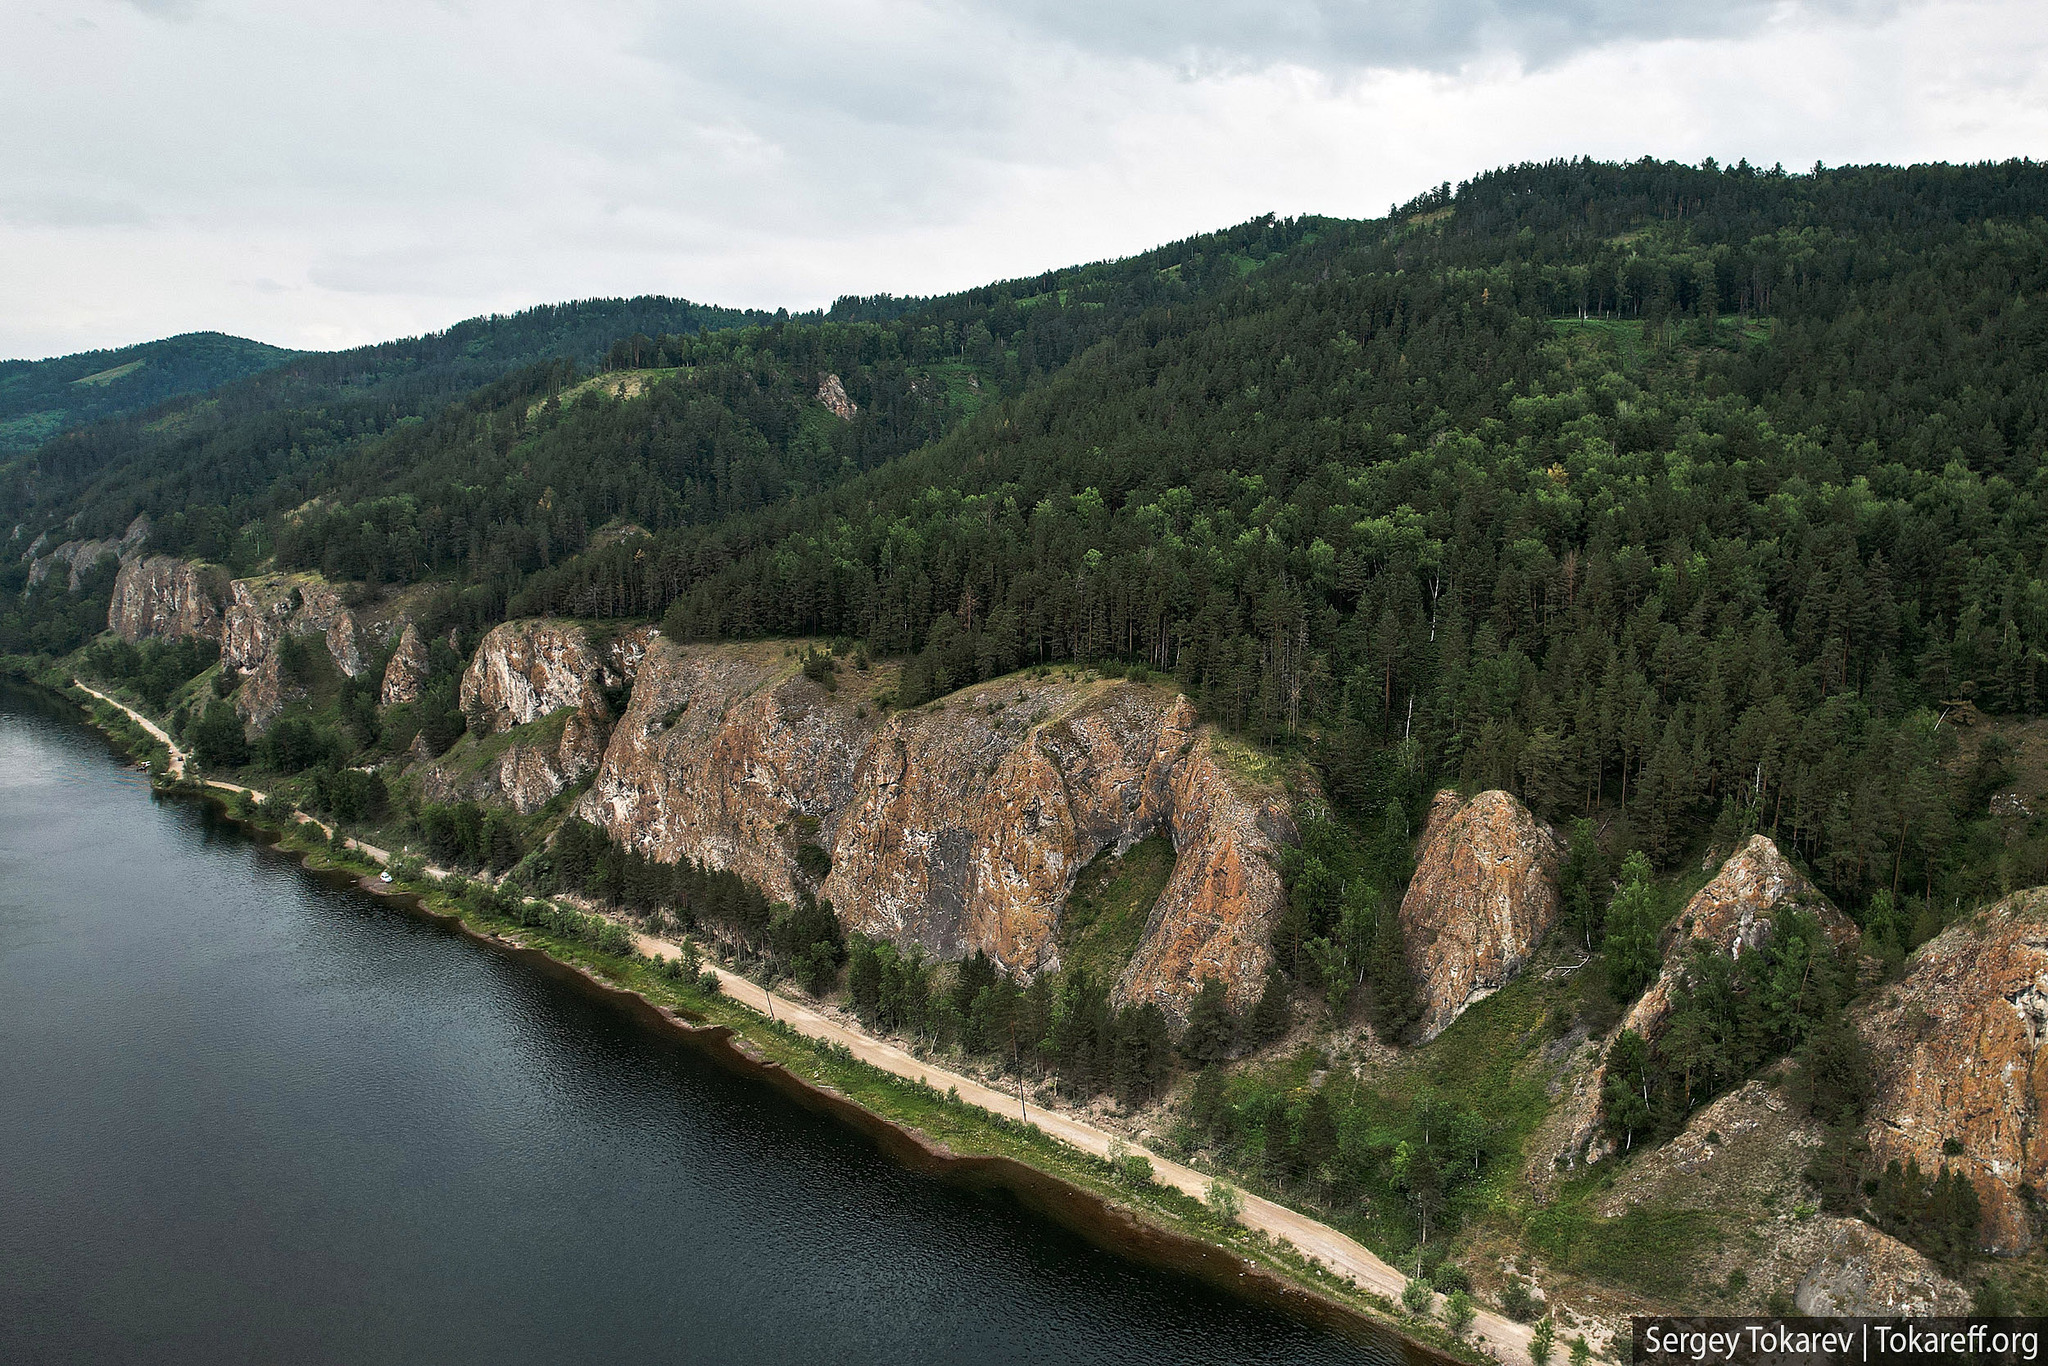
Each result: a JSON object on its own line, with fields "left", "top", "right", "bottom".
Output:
{"left": 0, "top": 686, "right": 1399, "bottom": 1364}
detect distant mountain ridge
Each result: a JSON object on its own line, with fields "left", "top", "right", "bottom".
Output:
{"left": 0, "top": 332, "right": 294, "bottom": 454}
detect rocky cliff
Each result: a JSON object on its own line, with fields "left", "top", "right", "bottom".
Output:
{"left": 1398, "top": 789, "right": 1561, "bottom": 1042}
{"left": 108, "top": 555, "right": 223, "bottom": 642}
{"left": 1621, "top": 836, "right": 1858, "bottom": 1044}
{"left": 25, "top": 515, "right": 150, "bottom": 592}
{"left": 380, "top": 622, "right": 430, "bottom": 706}
{"left": 418, "top": 620, "right": 635, "bottom": 814}
{"left": 577, "top": 639, "right": 1298, "bottom": 1017}
{"left": 1860, "top": 887, "right": 2048, "bottom": 1253}
{"left": 223, "top": 573, "right": 374, "bottom": 730}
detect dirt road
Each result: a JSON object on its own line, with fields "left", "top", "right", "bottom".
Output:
{"left": 72, "top": 676, "right": 1532, "bottom": 1362}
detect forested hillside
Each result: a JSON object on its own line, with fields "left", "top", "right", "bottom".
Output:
{"left": 0, "top": 331, "right": 293, "bottom": 454}
{"left": 11, "top": 160, "right": 2048, "bottom": 920}
{"left": 13, "top": 154, "right": 2048, "bottom": 1323}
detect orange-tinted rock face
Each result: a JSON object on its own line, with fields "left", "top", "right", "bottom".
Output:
{"left": 576, "top": 639, "right": 1298, "bottom": 1018}
{"left": 380, "top": 622, "right": 430, "bottom": 706}
{"left": 1622, "top": 835, "right": 1858, "bottom": 1043}
{"left": 1398, "top": 790, "right": 1561, "bottom": 1042}
{"left": 108, "top": 556, "right": 222, "bottom": 643}
{"left": 1860, "top": 888, "right": 2048, "bottom": 1253}
{"left": 580, "top": 641, "right": 875, "bottom": 905}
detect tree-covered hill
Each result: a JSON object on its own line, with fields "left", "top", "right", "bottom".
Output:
{"left": 0, "top": 331, "right": 295, "bottom": 455}
{"left": 11, "top": 157, "right": 2048, "bottom": 925}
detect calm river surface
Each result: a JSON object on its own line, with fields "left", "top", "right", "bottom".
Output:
{"left": 0, "top": 686, "right": 1395, "bottom": 1364}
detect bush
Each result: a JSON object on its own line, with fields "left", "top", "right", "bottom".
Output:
{"left": 1205, "top": 1179, "right": 1243, "bottom": 1225}
{"left": 1401, "top": 1279, "right": 1434, "bottom": 1316}
{"left": 1532, "top": 1318, "right": 1557, "bottom": 1366}
{"left": 1444, "top": 1290, "right": 1475, "bottom": 1338}
{"left": 1430, "top": 1262, "right": 1471, "bottom": 1294}
{"left": 697, "top": 970, "right": 722, "bottom": 995}
{"left": 1501, "top": 1278, "right": 1542, "bottom": 1321}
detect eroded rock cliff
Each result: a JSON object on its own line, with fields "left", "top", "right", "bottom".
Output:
{"left": 419, "top": 619, "right": 634, "bottom": 813}
{"left": 380, "top": 622, "right": 430, "bottom": 706}
{"left": 577, "top": 639, "right": 1298, "bottom": 1017}
{"left": 1543, "top": 836, "right": 1859, "bottom": 1176}
{"left": 1860, "top": 887, "right": 2048, "bottom": 1253}
{"left": 1398, "top": 789, "right": 1561, "bottom": 1042}
{"left": 108, "top": 556, "right": 223, "bottom": 642}
{"left": 1623, "top": 836, "right": 1858, "bottom": 1044}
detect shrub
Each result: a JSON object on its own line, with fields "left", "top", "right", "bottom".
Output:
{"left": 1445, "top": 1290, "right": 1475, "bottom": 1338}
{"left": 1501, "top": 1278, "right": 1542, "bottom": 1322}
{"left": 1205, "top": 1179, "right": 1243, "bottom": 1225}
{"left": 1430, "top": 1262, "right": 1471, "bottom": 1294}
{"left": 1532, "top": 1318, "right": 1557, "bottom": 1366}
{"left": 1401, "top": 1279, "right": 1434, "bottom": 1316}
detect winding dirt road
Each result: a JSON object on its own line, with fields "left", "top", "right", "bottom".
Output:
{"left": 72, "top": 676, "right": 1533, "bottom": 1362}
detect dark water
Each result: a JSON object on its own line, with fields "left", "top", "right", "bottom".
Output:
{"left": 0, "top": 686, "right": 1395, "bottom": 1365}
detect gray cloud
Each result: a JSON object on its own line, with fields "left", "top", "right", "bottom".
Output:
{"left": 971, "top": 0, "right": 1901, "bottom": 73}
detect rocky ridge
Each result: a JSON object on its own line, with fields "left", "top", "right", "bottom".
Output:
{"left": 578, "top": 638, "right": 1299, "bottom": 1018}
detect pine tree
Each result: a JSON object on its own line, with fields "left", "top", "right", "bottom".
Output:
{"left": 1603, "top": 852, "right": 1663, "bottom": 1001}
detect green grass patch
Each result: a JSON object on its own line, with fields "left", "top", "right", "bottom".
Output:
{"left": 438, "top": 706, "right": 575, "bottom": 776}
{"left": 73, "top": 359, "right": 147, "bottom": 387}
{"left": 1059, "top": 835, "right": 1175, "bottom": 983}
{"left": 1523, "top": 1197, "right": 1727, "bottom": 1301}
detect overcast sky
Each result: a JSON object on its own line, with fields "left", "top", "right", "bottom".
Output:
{"left": 4, "top": 0, "right": 2045, "bottom": 360}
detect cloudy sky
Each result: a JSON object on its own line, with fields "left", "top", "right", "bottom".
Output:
{"left": 5, "top": 0, "right": 2045, "bottom": 359}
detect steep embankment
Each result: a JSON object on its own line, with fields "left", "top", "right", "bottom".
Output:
{"left": 580, "top": 637, "right": 1302, "bottom": 1019}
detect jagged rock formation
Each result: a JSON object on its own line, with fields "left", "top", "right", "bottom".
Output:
{"left": 1623, "top": 836, "right": 1858, "bottom": 1043}
{"left": 418, "top": 620, "right": 629, "bottom": 813}
{"left": 816, "top": 372, "right": 857, "bottom": 420}
{"left": 1860, "top": 887, "right": 2048, "bottom": 1253}
{"left": 1544, "top": 836, "right": 1858, "bottom": 1174}
{"left": 577, "top": 638, "right": 1298, "bottom": 1017}
{"left": 380, "top": 622, "right": 430, "bottom": 706}
{"left": 108, "top": 555, "right": 222, "bottom": 642}
{"left": 25, "top": 515, "right": 150, "bottom": 592}
{"left": 1398, "top": 790, "right": 1561, "bottom": 1042}
{"left": 218, "top": 573, "right": 371, "bottom": 730}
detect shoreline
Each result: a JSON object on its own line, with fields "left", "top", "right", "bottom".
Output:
{"left": 35, "top": 673, "right": 1507, "bottom": 1366}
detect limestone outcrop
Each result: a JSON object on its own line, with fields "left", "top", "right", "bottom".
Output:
{"left": 1545, "top": 836, "right": 1858, "bottom": 1175}
{"left": 1621, "top": 835, "right": 1857, "bottom": 1044}
{"left": 24, "top": 515, "right": 149, "bottom": 593}
{"left": 576, "top": 638, "right": 1298, "bottom": 1018}
{"left": 420, "top": 620, "right": 626, "bottom": 813}
{"left": 816, "top": 372, "right": 857, "bottom": 420}
{"left": 1398, "top": 790, "right": 1561, "bottom": 1042}
{"left": 108, "top": 555, "right": 223, "bottom": 643}
{"left": 1859, "top": 888, "right": 2048, "bottom": 1253}
{"left": 459, "top": 619, "right": 611, "bottom": 730}
{"left": 380, "top": 622, "right": 430, "bottom": 706}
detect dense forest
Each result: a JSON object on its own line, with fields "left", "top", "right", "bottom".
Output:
{"left": 9, "top": 153, "right": 2048, "bottom": 1305}
{"left": 12, "top": 160, "right": 2048, "bottom": 923}
{"left": 0, "top": 331, "right": 295, "bottom": 454}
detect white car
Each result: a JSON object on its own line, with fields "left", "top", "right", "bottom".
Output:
{"left": 379, "top": 869, "right": 393, "bottom": 884}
